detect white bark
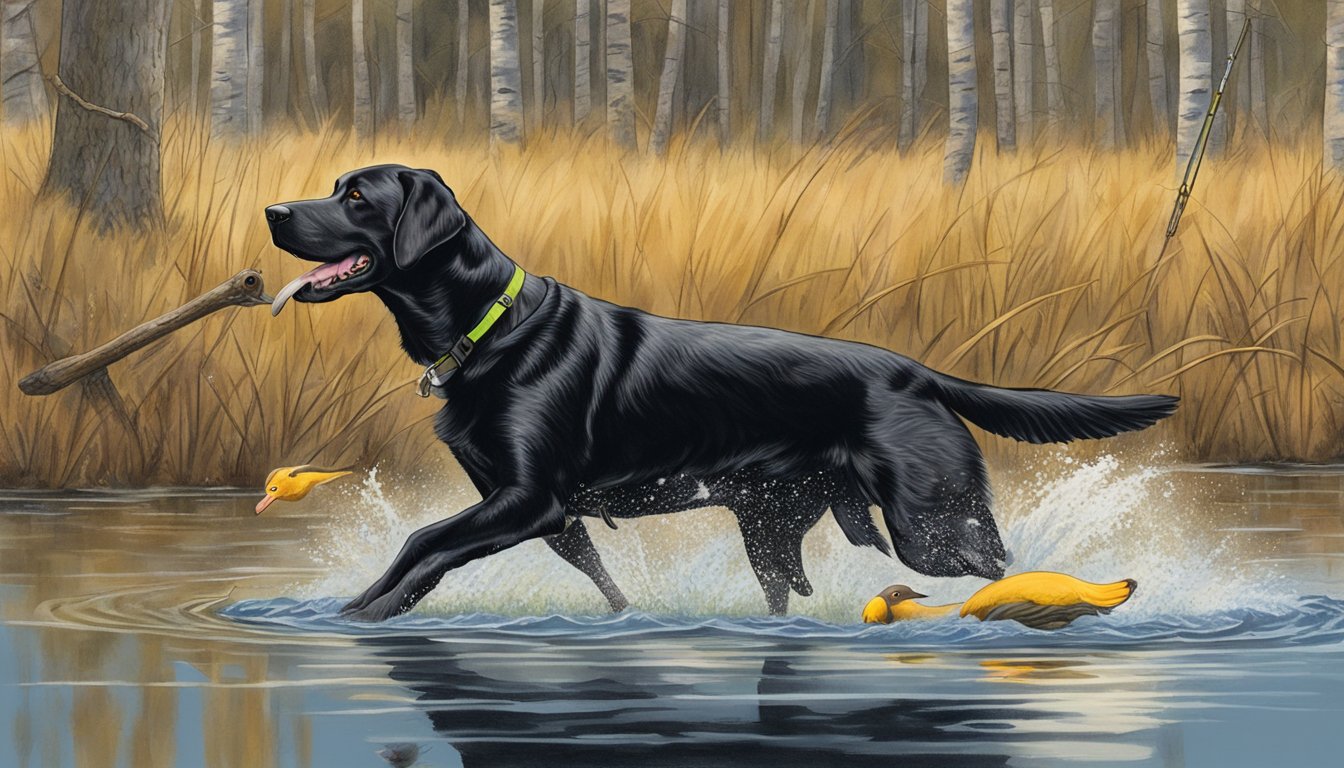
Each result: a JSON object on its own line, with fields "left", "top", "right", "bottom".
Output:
{"left": 246, "top": 0, "right": 262, "bottom": 132}
{"left": 490, "top": 0, "right": 525, "bottom": 143}
{"left": 1248, "top": 0, "right": 1266, "bottom": 135}
{"left": 913, "top": 0, "right": 927, "bottom": 110}
{"left": 1, "top": 0, "right": 48, "bottom": 124}
{"left": 302, "top": 0, "right": 326, "bottom": 119}
{"left": 898, "top": 1, "right": 915, "bottom": 148}
{"left": 1093, "top": 0, "right": 1122, "bottom": 148}
{"left": 352, "top": 0, "right": 372, "bottom": 135}
{"left": 1040, "top": 0, "right": 1063, "bottom": 124}
{"left": 397, "top": 0, "right": 416, "bottom": 125}
{"left": 277, "top": 0, "right": 292, "bottom": 124}
{"left": 1148, "top": 0, "right": 1168, "bottom": 135}
{"left": 717, "top": 0, "right": 729, "bottom": 145}
{"left": 815, "top": 0, "right": 838, "bottom": 139}
{"left": 651, "top": 0, "right": 687, "bottom": 155}
{"left": 1327, "top": 1, "right": 1344, "bottom": 167}
{"left": 790, "top": 0, "right": 814, "bottom": 144}
{"left": 1176, "top": 0, "right": 1211, "bottom": 177}
{"left": 990, "top": 0, "right": 1014, "bottom": 151}
{"left": 606, "top": 0, "right": 635, "bottom": 149}
{"left": 456, "top": 0, "right": 469, "bottom": 123}
{"left": 575, "top": 0, "right": 591, "bottom": 123}
{"left": 945, "top": 0, "right": 976, "bottom": 184}
{"left": 759, "top": 0, "right": 783, "bottom": 142}
{"left": 1013, "top": 0, "right": 1033, "bottom": 144}
{"left": 210, "top": 0, "right": 249, "bottom": 136}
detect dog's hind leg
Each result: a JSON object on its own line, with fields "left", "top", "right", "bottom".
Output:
{"left": 341, "top": 487, "right": 565, "bottom": 621}
{"left": 545, "top": 517, "right": 630, "bottom": 612}
{"left": 850, "top": 399, "right": 1007, "bottom": 581}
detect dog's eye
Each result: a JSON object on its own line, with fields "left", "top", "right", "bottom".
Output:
{"left": 348, "top": 189, "right": 363, "bottom": 201}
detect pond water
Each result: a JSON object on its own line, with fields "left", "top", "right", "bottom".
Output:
{"left": 1, "top": 455, "right": 1342, "bottom": 767}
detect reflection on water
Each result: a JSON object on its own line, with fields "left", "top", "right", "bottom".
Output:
{"left": 0, "top": 461, "right": 1342, "bottom": 766}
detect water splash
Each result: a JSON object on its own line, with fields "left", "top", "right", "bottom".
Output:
{"left": 290, "top": 451, "right": 1296, "bottom": 625}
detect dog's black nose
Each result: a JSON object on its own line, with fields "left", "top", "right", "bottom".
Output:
{"left": 265, "top": 204, "right": 291, "bottom": 224}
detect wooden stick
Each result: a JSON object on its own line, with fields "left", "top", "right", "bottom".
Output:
{"left": 18, "top": 270, "right": 272, "bottom": 396}
{"left": 48, "top": 74, "right": 156, "bottom": 139}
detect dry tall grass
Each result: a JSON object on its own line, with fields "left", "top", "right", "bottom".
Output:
{"left": 2, "top": 117, "right": 1342, "bottom": 487}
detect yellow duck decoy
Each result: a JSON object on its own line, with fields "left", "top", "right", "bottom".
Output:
{"left": 862, "top": 571, "right": 1137, "bottom": 631}
{"left": 255, "top": 465, "right": 354, "bottom": 515}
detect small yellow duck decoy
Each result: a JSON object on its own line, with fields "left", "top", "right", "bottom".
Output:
{"left": 255, "top": 465, "right": 354, "bottom": 515}
{"left": 862, "top": 571, "right": 1137, "bottom": 630}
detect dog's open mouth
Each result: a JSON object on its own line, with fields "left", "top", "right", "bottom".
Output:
{"left": 271, "top": 253, "right": 372, "bottom": 316}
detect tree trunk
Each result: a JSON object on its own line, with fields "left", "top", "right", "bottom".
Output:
{"left": 1148, "top": 0, "right": 1169, "bottom": 135}
{"left": 352, "top": 0, "right": 373, "bottom": 135}
{"left": 396, "top": 0, "right": 416, "bottom": 126}
{"left": 898, "top": 0, "right": 915, "bottom": 149}
{"left": 276, "top": 0, "right": 292, "bottom": 125}
{"left": 1224, "top": 0, "right": 1247, "bottom": 140}
{"left": 814, "top": 0, "right": 837, "bottom": 139}
{"left": 1013, "top": 0, "right": 1033, "bottom": 144}
{"left": 1093, "top": 0, "right": 1122, "bottom": 148}
{"left": 913, "top": 0, "right": 927, "bottom": 117}
{"left": 1248, "top": 0, "right": 1266, "bottom": 136}
{"left": 945, "top": 0, "right": 976, "bottom": 184}
{"left": 246, "top": 0, "right": 262, "bottom": 132}
{"left": 651, "top": 0, "right": 687, "bottom": 155}
{"left": 1, "top": 0, "right": 48, "bottom": 124}
{"left": 302, "top": 0, "right": 326, "bottom": 121}
{"left": 1176, "top": 0, "right": 1211, "bottom": 177}
{"left": 190, "top": 0, "right": 204, "bottom": 119}
{"left": 759, "top": 0, "right": 782, "bottom": 142}
{"left": 790, "top": 0, "right": 814, "bottom": 144}
{"left": 531, "top": 0, "right": 543, "bottom": 130}
{"left": 456, "top": 0, "right": 469, "bottom": 124}
{"left": 490, "top": 0, "right": 524, "bottom": 143}
{"left": 1327, "top": 1, "right": 1344, "bottom": 167}
{"left": 1040, "top": 0, "right": 1063, "bottom": 125}
{"left": 575, "top": 0, "right": 591, "bottom": 124}
{"left": 716, "top": 0, "right": 729, "bottom": 145}
{"left": 605, "top": 0, "right": 635, "bottom": 149}
{"left": 211, "top": 0, "right": 248, "bottom": 136}
{"left": 42, "top": 0, "right": 169, "bottom": 228}
{"left": 990, "top": 0, "right": 1014, "bottom": 151}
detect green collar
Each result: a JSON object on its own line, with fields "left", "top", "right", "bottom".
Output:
{"left": 416, "top": 265, "right": 526, "bottom": 398}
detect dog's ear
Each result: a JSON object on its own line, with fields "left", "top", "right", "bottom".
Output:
{"left": 392, "top": 169, "right": 466, "bottom": 270}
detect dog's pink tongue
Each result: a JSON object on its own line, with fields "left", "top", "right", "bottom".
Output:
{"left": 270, "top": 254, "right": 361, "bottom": 316}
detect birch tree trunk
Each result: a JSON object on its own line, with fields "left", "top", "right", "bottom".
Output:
{"left": 1093, "top": 0, "right": 1123, "bottom": 148}
{"left": 277, "top": 0, "right": 292, "bottom": 125}
{"left": 990, "top": 0, "right": 1014, "bottom": 151}
{"left": 759, "top": 0, "right": 783, "bottom": 142}
{"left": 913, "top": 0, "right": 927, "bottom": 117}
{"left": 1248, "top": 0, "right": 1267, "bottom": 136}
{"left": 1148, "top": 0, "right": 1169, "bottom": 135}
{"left": 898, "top": 1, "right": 916, "bottom": 149}
{"left": 790, "top": 0, "right": 814, "bottom": 144}
{"left": 814, "top": 0, "right": 838, "bottom": 140}
{"left": 211, "top": 0, "right": 249, "bottom": 136}
{"left": 190, "top": 0, "right": 204, "bottom": 119}
{"left": 302, "top": 0, "right": 326, "bottom": 120}
{"left": 1176, "top": 0, "right": 1211, "bottom": 178}
{"left": 1327, "top": 1, "right": 1344, "bottom": 167}
{"left": 944, "top": 0, "right": 977, "bottom": 184}
{"left": 1013, "top": 0, "right": 1033, "bottom": 144}
{"left": 606, "top": 0, "right": 636, "bottom": 149}
{"left": 246, "top": 0, "right": 262, "bottom": 132}
{"left": 575, "top": 0, "right": 591, "bottom": 124}
{"left": 531, "top": 0, "right": 543, "bottom": 129}
{"left": 490, "top": 0, "right": 525, "bottom": 143}
{"left": 396, "top": 0, "right": 416, "bottom": 126}
{"left": 1, "top": 0, "right": 48, "bottom": 124}
{"left": 352, "top": 0, "right": 373, "bottom": 135}
{"left": 42, "top": 0, "right": 169, "bottom": 228}
{"left": 651, "top": 0, "right": 687, "bottom": 155}
{"left": 717, "top": 0, "right": 729, "bottom": 145}
{"left": 456, "top": 0, "right": 469, "bottom": 123}
{"left": 1040, "top": 0, "right": 1063, "bottom": 125}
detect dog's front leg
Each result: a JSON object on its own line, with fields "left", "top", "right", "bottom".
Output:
{"left": 341, "top": 487, "right": 565, "bottom": 621}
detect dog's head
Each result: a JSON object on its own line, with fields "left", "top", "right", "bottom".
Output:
{"left": 264, "top": 164, "right": 467, "bottom": 315}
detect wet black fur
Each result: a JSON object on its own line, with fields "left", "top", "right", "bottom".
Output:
{"left": 265, "top": 165, "right": 1178, "bottom": 622}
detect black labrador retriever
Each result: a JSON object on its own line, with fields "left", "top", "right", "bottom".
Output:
{"left": 264, "top": 165, "right": 1177, "bottom": 622}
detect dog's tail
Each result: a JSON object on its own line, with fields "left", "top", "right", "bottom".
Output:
{"left": 929, "top": 372, "right": 1178, "bottom": 444}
